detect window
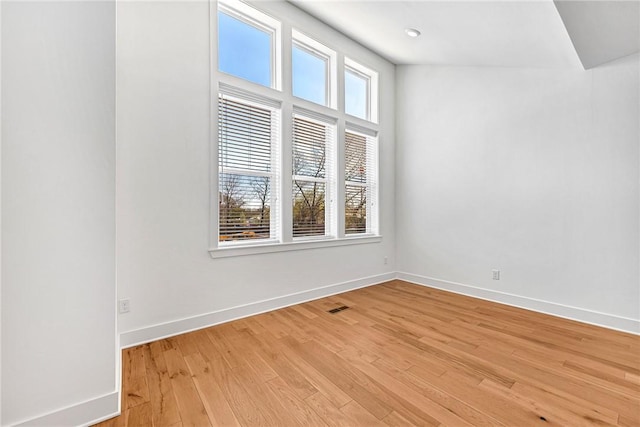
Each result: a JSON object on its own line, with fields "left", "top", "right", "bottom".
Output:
{"left": 345, "top": 128, "right": 377, "bottom": 235}
{"left": 211, "top": 1, "right": 381, "bottom": 256}
{"left": 292, "top": 31, "right": 336, "bottom": 107}
{"left": 344, "top": 58, "right": 378, "bottom": 122}
{"left": 218, "top": 90, "right": 280, "bottom": 243}
{"left": 292, "top": 45, "right": 327, "bottom": 105}
{"left": 218, "top": 0, "right": 281, "bottom": 89}
{"left": 292, "top": 114, "right": 336, "bottom": 238}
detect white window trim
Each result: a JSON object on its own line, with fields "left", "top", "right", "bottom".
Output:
{"left": 292, "top": 29, "right": 337, "bottom": 109}
{"left": 217, "top": 88, "right": 283, "bottom": 247}
{"left": 292, "top": 111, "right": 337, "bottom": 239}
{"left": 210, "top": 0, "right": 382, "bottom": 258}
{"left": 344, "top": 126, "right": 379, "bottom": 236}
{"left": 210, "top": 235, "right": 382, "bottom": 258}
{"left": 344, "top": 57, "right": 379, "bottom": 124}
{"left": 218, "top": 0, "right": 282, "bottom": 90}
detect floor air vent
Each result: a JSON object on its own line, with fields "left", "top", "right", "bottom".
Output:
{"left": 328, "top": 305, "right": 350, "bottom": 314}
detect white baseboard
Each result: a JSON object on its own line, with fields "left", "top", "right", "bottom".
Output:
{"left": 12, "top": 392, "right": 119, "bottom": 427}
{"left": 13, "top": 270, "right": 637, "bottom": 427}
{"left": 120, "top": 272, "right": 396, "bottom": 348}
{"left": 121, "top": 270, "right": 640, "bottom": 347}
{"left": 397, "top": 272, "right": 640, "bottom": 335}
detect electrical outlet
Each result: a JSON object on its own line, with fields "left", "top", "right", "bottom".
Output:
{"left": 119, "top": 298, "right": 130, "bottom": 314}
{"left": 384, "top": 256, "right": 388, "bottom": 265}
{"left": 492, "top": 269, "right": 500, "bottom": 280}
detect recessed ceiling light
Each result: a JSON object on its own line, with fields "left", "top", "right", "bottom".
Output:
{"left": 405, "top": 28, "right": 421, "bottom": 38}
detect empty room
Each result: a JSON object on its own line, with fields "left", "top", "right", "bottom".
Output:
{"left": 1, "top": 0, "right": 639, "bottom": 426}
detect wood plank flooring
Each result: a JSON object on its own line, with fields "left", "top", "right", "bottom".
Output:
{"left": 95, "top": 280, "right": 640, "bottom": 426}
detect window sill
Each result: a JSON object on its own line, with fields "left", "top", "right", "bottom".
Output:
{"left": 209, "top": 235, "right": 382, "bottom": 259}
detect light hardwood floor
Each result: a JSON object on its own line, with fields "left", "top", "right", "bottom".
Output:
{"left": 95, "top": 280, "right": 640, "bottom": 427}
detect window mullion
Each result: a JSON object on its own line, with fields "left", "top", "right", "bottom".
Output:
{"left": 337, "top": 53, "right": 345, "bottom": 115}
{"left": 324, "top": 121, "right": 334, "bottom": 237}
{"left": 210, "top": 0, "right": 220, "bottom": 250}
{"left": 210, "top": 119, "right": 220, "bottom": 250}
{"left": 369, "top": 135, "right": 379, "bottom": 235}
{"left": 336, "top": 118, "right": 346, "bottom": 239}
{"left": 281, "top": 102, "right": 294, "bottom": 244}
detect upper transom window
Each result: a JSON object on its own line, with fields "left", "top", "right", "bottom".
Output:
{"left": 292, "top": 30, "right": 336, "bottom": 108}
{"left": 218, "top": 0, "right": 281, "bottom": 89}
{"left": 344, "top": 58, "right": 378, "bottom": 123}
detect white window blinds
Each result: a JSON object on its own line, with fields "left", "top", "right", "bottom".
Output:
{"left": 218, "top": 93, "right": 280, "bottom": 242}
{"left": 292, "top": 114, "right": 335, "bottom": 238}
{"left": 345, "top": 129, "right": 376, "bottom": 235}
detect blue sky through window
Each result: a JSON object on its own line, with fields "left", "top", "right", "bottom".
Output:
{"left": 218, "top": 11, "right": 272, "bottom": 87}
{"left": 292, "top": 45, "right": 327, "bottom": 105}
{"left": 345, "top": 70, "right": 368, "bottom": 119}
{"left": 219, "top": 8, "right": 372, "bottom": 121}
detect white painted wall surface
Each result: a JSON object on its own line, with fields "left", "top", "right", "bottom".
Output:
{"left": 0, "top": 1, "right": 3, "bottom": 422}
{"left": 116, "top": 1, "right": 396, "bottom": 338}
{"left": 396, "top": 54, "right": 640, "bottom": 325}
{"left": 1, "top": 2, "right": 116, "bottom": 425}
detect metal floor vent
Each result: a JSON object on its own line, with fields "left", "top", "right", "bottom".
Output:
{"left": 328, "top": 305, "right": 350, "bottom": 314}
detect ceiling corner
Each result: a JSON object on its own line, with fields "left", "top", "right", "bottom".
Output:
{"left": 553, "top": 0, "right": 640, "bottom": 70}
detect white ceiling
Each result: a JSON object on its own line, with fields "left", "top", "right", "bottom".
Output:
{"left": 289, "top": 0, "right": 639, "bottom": 69}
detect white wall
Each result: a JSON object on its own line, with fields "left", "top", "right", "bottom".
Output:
{"left": 0, "top": 1, "right": 3, "bottom": 423}
{"left": 1, "top": 2, "right": 117, "bottom": 425}
{"left": 116, "top": 0, "right": 396, "bottom": 342}
{"left": 396, "top": 54, "right": 639, "bottom": 330}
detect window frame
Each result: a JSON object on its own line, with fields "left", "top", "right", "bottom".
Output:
{"left": 291, "top": 110, "right": 338, "bottom": 240}
{"left": 291, "top": 30, "right": 337, "bottom": 109}
{"left": 344, "top": 57, "right": 379, "bottom": 123}
{"left": 217, "top": 86, "right": 282, "bottom": 247}
{"left": 209, "top": 1, "right": 381, "bottom": 258}
{"left": 344, "top": 125, "right": 379, "bottom": 237}
{"left": 217, "top": 0, "right": 282, "bottom": 90}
